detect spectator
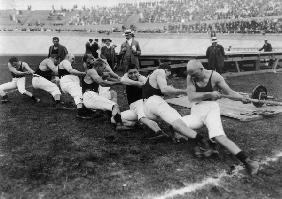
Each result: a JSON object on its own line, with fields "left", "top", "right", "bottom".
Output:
{"left": 206, "top": 37, "right": 225, "bottom": 74}
{"left": 85, "top": 39, "right": 94, "bottom": 54}
{"left": 259, "top": 39, "right": 274, "bottom": 66}
{"left": 119, "top": 30, "right": 141, "bottom": 72}
{"left": 48, "top": 37, "right": 68, "bottom": 63}
{"left": 91, "top": 39, "right": 99, "bottom": 58}
{"left": 259, "top": 39, "right": 272, "bottom": 52}
{"left": 101, "top": 39, "right": 117, "bottom": 70}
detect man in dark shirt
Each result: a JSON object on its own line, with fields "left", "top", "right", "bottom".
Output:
{"left": 259, "top": 39, "right": 273, "bottom": 67}
{"left": 101, "top": 39, "right": 117, "bottom": 70}
{"left": 259, "top": 39, "right": 272, "bottom": 52}
{"left": 206, "top": 37, "right": 225, "bottom": 74}
{"left": 48, "top": 37, "right": 68, "bottom": 63}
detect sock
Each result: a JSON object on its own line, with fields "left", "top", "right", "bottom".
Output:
{"left": 2, "top": 95, "right": 8, "bottom": 100}
{"left": 113, "top": 113, "right": 122, "bottom": 124}
{"left": 31, "top": 96, "right": 37, "bottom": 101}
{"left": 194, "top": 134, "right": 204, "bottom": 144}
{"left": 235, "top": 151, "right": 248, "bottom": 164}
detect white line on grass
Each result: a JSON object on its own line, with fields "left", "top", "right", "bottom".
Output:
{"left": 150, "top": 151, "right": 282, "bottom": 199}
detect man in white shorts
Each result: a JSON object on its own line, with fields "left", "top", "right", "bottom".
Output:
{"left": 182, "top": 59, "right": 259, "bottom": 175}
{"left": 32, "top": 55, "right": 65, "bottom": 109}
{"left": 59, "top": 53, "right": 90, "bottom": 118}
{"left": 117, "top": 63, "right": 169, "bottom": 139}
{"left": 82, "top": 55, "right": 129, "bottom": 131}
{"left": 142, "top": 63, "right": 211, "bottom": 148}
{"left": 0, "top": 56, "right": 40, "bottom": 103}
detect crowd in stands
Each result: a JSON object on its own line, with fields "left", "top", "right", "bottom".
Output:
{"left": 1, "top": 0, "right": 282, "bottom": 34}
{"left": 66, "top": 0, "right": 282, "bottom": 25}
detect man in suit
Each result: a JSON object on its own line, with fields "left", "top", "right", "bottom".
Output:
{"left": 48, "top": 37, "right": 68, "bottom": 63}
{"left": 119, "top": 30, "right": 141, "bottom": 72}
{"left": 101, "top": 39, "right": 117, "bottom": 70}
{"left": 91, "top": 39, "right": 99, "bottom": 58}
{"left": 206, "top": 37, "right": 225, "bottom": 74}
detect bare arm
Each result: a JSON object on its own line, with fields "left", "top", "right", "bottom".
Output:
{"left": 8, "top": 63, "right": 30, "bottom": 75}
{"left": 22, "top": 62, "right": 35, "bottom": 74}
{"left": 88, "top": 69, "right": 120, "bottom": 87}
{"left": 104, "top": 61, "right": 120, "bottom": 79}
{"left": 120, "top": 74, "right": 145, "bottom": 87}
{"left": 216, "top": 74, "right": 245, "bottom": 101}
{"left": 156, "top": 70, "right": 186, "bottom": 95}
{"left": 46, "top": 60, "right": 58, "bottom": 75}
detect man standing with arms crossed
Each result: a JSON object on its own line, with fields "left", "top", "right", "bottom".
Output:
{"left": 182, "top": 59, "right": 259, "bottom": 175}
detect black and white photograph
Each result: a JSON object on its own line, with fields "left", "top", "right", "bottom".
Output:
{"left": 0, "top": 0, "right": 282, "bottom": 198}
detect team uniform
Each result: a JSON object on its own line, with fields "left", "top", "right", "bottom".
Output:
{"left": 59, "top": 60, "right": 83, "bottom": 106}
{"left": 142, "top": 72, "right": 183, "bottom": 125}
{"left": 0, "top": 62, "right": 30, "bottom": 97}
{"left": 181, "top": 71, "right": 225, "bottom": 139}
{"left": 119, "top": 74, "right": 147, "bottom": 125}
{"left": 32, "top": 58, "right": 61, "bottom": 100}
{"left": 82, "top": 79, "right": 116, "bottom": 111}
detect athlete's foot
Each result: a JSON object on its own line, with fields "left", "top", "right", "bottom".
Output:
{"left": 32, "top": 97, "right": 40, "bottom": 103}
{"left": 76, "top": 108, "right": 93, "bottom": 119}
{"left": 1, "top": 98, "right": 9, "bottom": 104}
{"left": 244, "top": 159, "right": 259, "bottom": 175}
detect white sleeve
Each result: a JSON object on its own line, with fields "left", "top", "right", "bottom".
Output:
{"left": 61, "top": 60, "right": 73, "bottom": 72}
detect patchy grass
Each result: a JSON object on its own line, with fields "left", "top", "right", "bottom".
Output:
{"left": 0, "top": 72, "right": 282, "bottom": 199}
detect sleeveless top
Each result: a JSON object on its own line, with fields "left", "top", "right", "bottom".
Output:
{"left": 142, "top": 76, "right": 163, "bottom": 99}
{"left": 11, "top": 62, "right": 25, "bottom": 78}
{"left": 193, "top": 71, "right": 213, "bottom": 101}
{"left": 82, "top": 79, "right": 99, "bottom": 94}
{"left": 35, "top": 68, "right": 53, "bottom": 81}
{"left": 126, "top": 85, "right": 143, "bottom": 105}
{"left": 58, "top": 69, "right": 70, "bottom": 78}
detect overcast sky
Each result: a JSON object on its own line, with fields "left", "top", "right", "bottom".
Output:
{"left": 0, "top": 0, "right": 160, "bottom": 10}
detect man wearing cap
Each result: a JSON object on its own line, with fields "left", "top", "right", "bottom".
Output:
{"left": 48, "top": 37, "right": 68, "bottom": 63}
{"left": 101, "top": 39, "right": 117, "bottom": 70}
{"left": 206, "top": 37, "right": 225, "bottom": 74}
{"left": 91, "top": 39, "right": 99, "bottom": 59}
{"left": 119, "top": 29, "right": 141, "bottom": 72}
{"left": 259, "top": 39, "right": 273, "bottom": 67}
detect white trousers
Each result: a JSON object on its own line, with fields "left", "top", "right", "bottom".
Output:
{"left": 60, "top": 75, "right": 82, "bottom": 105}
{"left": 83, "top": 90, "right": 116, "bottom": 111}
{"left": 32, "top": 76, "right": 61, "bottom": 98}
{"left": 0, "top": 77, "right": 27, "bottom": 96}
{"left": 121, "top": 99, "right": 146, "bottom": 122}
{"left": 143, "top": 95, "right": 182, "bottom": 125}
{"left": 181, "top": 101, "right": 225, "bottom": 139}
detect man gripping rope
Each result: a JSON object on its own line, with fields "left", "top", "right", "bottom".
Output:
{"left": 115, "top": 63, "right": 169, "bottom": 139}
{"left": 182, "top": 59, "right": 259, "bottom": 175}
{"left": 82, "top": 54, "right": 129, "bottom": 131}
{"left": 32, "top": 55, "right": 65, "bottom": 109}
{"left": 142, "top": 63, "right": 211, "bottom": 149}
{"left": 59, "top": 54, "right": 90, "bottom": 118}
{"left": 0, "top": 56, "right": 40, "bottom": 103}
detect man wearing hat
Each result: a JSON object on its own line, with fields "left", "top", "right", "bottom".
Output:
{"left": 119, "top": 29, "right": 141, "bottom": 72}
{"left": 101, "top": 39, "right": 117, "bottom": 70}
{"left": 206, "top": 37, "right": 225, "bottom": 74}
{"left": 259, "top": 39, "right": 274, "bottom": 67}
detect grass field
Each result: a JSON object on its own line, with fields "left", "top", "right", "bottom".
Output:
{"left": 0, "top": 67, "right": 282, "bottom": 198}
